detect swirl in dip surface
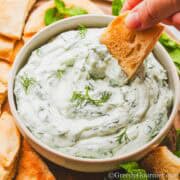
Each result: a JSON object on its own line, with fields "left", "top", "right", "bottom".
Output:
{"left": 14, "top": 28, "right": 173, "bottom": 159}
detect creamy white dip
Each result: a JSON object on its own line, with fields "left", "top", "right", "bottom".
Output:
{"left": 14, "top": 28, "right": 173, "bottom": 159}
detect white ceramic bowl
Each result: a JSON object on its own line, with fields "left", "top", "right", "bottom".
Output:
{"left": 8, "top": 15, "right": 180, "bottom": 172}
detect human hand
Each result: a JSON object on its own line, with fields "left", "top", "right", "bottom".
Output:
{"left": 122, "top": 0, "right": 180, "bottom": 30}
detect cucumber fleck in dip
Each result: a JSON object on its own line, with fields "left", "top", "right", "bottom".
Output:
{"left": 14, "top": 28, "right": 173, "bottom": 159}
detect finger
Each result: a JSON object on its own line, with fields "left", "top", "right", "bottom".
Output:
{"left": 162, "top": 19, "right": 180, "bottom": 30}
{"left": 171, "top": 12, "right": 180, "bottom": 27}
{"left": 121, "top": 0, "right": 142, "bottom": 12}
{"left": 161, "top": 12, "right": 180, "bottom": 30}
{"left": 125, "top": 0, "right": 180, "bottom": 30}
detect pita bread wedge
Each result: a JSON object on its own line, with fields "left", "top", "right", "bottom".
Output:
{"left": 0, "top": 60, "right": 10, "bottom": 113}
{"left": 16, "top": 139, "right": 55, "bottom": 180}
{"left": 23, "top": 34, "right": 34, "bottom": 44}
{"left": 0, "top": 0, "right": 36, "bottom": 40}
{"left": 9, "top": 40, "right": 24, "bottom": 63}
{"left": 140, "top": 146, "right": 180, "bottom": 180}
{"left": 0, "top": 82, "right": 7, "bottom": 113}
{"left": 24, "top": 0, "right": 54, "bottom": 36}
{"left": 0, "top": 35, "right": 15, "bottom": 62}
{"left": 0, "top": 61, "right": 11, "bottom": 84}
{"left": 0, "top": 112, "right": 21, "bottom": 180}
{"left": 64, "top": 0, "right": 104, "bottom": 14}
{"left": 100, "top": 13, "right": 164, "bottom": 78}
{"left": 24, "top": 0, "right": 103, "bottom": 36}
{"left": 2, "top": 100, "right": 10, "bottom": 114}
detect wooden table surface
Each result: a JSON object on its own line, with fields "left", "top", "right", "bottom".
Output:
{"left": 44, "top": 1, "right": 180, "bottom": 179}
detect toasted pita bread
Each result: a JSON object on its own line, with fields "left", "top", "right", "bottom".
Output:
{"left": 141, "top": 146, "right": 180, "bottom": 180}
{"left": 2, "top": 100, "right": 10, "bottom": 114}
{"left": 64, "top": 0, "right": 104, "bottom": 14}
{"left": 9, "top": 40, "right": 24, "bottom": 63}
{"left": 0, "top": 82, "right": 7, "bottom": 113}
{"left": 23, "top": 35, "right": 34, "bottom": 44}
{"left": 0, "top": 60, "right": 10, "bottom": 112}
{"left": 0, "top": 112, "right": 21, "bottom": 180}
{"left": 100, "top": 13, "right": 164, "bottom": 78}
{"left": 16, "top": 139, "right": 55, "bottom": 180}
{"left": 0, "top": 35, "right": 15, "bottom": 62}
{"left": 0, "top": 61, "right": 11, "bottom": 84}
{"left": 0, "top": 157, "right": 18, "bottom": 180}
{"left": 0, "top": 0, "right": 36, "bottom": 40}
{"left": 24, "top": 0, "right": 54, "bottom": 36}
{"left": 24, "top": 0, "right": 103, "bottom": 36}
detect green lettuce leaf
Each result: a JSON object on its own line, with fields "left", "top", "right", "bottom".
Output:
{"left": 54, "top": 0, "right": 65, "bottom": 14}
{"left": 44, "top": 8, "right": 64, "bottom": 26}
{"left": 44, "top": 0, "right": 87, "bottom": 25}
{"left": 65, "top": 7, "right": 88, "bottom": 16}
{"left": 119, "top": 162, "right": 148, "bottom": 180}
{"left": 112, "top": 0, "right": 126, "bottom": 16}
{"left": 159, "top": 33, "right": 180, "bottom": 75}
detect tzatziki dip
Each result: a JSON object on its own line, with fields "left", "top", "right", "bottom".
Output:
{"left": 14, "top": 28, "right": 173, "bottom": 159}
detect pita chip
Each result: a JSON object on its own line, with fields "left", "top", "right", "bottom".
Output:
{"left": 100, "top": 13, "right": 164, "bottom": 78}
{"left": 2, "top": 101, "right": 11, "bottom": 114}
{"left": 9, "top": 40, "right": 24, "bottom": 63}
{"left": 23, "top": 34, "right": 34, "bottom": 44}
{"left": 0, "top": 112, "right": 21, "bottom": 180}
{"left": 64, "top": 0, "right": 104, "bottom": 14}
{"left": 141, "top": 146, "right": 180, "bottom": 180}
{"left": 0, "top": 35, "right": 15, "bottom": 62}
{"left": 0, "top": 61, "right": 11, "bottom": 84}
{"left": 16, "top": 139, "right": 55, "bottom": 180}
{"left": 0, "top": 61, "right": 10, "bottom": 113}
{"left": 0, "top": 0, "right": 36, "bottom": 39}
{"left": 24, "top": 0, "right": 103, "bottom": 36}
{"left": 24, "top": 0, "right": 55, "bottom": 36}
{"left": 0, "top": 82, "right": 7, "bottom": 113}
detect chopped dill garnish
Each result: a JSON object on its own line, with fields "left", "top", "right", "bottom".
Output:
{"left": 55, "top": 69, "right": 65, "bottom": 79}
{"left": 78, "top": 24, "right": 87, "bottom": 39}
{"left": 117, "top": 128, "right": 130, "bottom": 144}
{"left": 71, "top": 86, "right": 111, "bottom": 107}
{"left": 20, "top": 74, "right": 36, "bottom": 94}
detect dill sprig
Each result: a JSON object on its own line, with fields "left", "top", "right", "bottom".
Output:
{"left": 78, "top": 24, "right": 87, "bottom": 39}
{"left": 117, "top": 128, "right": 130, "bottom": 144}
{"left": 71, "top": 86, "right": 111, "bottom": 107}
{"left": 20, "top": 74, "right": 36, "bottom": 94}
{"left": 55, "top": 69, "right": 65, "bottom": 79}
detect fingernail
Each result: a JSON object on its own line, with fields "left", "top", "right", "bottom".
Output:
{"left": 125, "top": 12, "right": 141, "bottom": 29}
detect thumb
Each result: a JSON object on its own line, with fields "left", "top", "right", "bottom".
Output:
{"left": 125, "top": 0, "right": 180, "bottom": 30}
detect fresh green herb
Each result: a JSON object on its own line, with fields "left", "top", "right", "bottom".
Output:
{"left": 112, "top": 0, "right": 126, "bottom": 16}
{"left": 150, "top": 131, "right": 158, "bottom": 139}
{"left": 65, "top": 7, "right": 88, "bottom": 17}
{"left": 176, "top": 129, "right": 180, "bottom": 150}
{"left": 159, "top": 33, "right": 180, "bottom": 75}
{"left": 55, "top": 69, "right": 65, "bottom": 79}
{"left": 116, "top": 128, "right": 129, "bottom": 144}
{"left": 71, "top": 86, "right": 111, "bottom": 107}
{"left": 71, "top": 91, "right": 86, "bottom": 106}
{"left": 20, "top": 74, "right": 36, "bottom": 94}
{"left": 44, "top": 0, "right": 87, "bottom": 25}
{"left": 78, "top": 24, "right": 87, "bottom": 38}
{"left": 44, "top": 8, "right": 64, "bottom": 25}
{"left": 174, "top": 151, "right": 180, "bottom": 157}
{"left": 36, "top": 48, "right": 42, "bottom": 56}
{"left": 119, "top": 162, "right": 148, "bottom": 180}
{"left": 174, "top": 129, "right": 180, "bottom": 157}
{"left": 54, "top": 0, "right": 65, "bottom": 14}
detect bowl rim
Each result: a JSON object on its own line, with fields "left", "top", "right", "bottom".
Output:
{"left": 8, "top": 14, "right": 180, "bottom": 163}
